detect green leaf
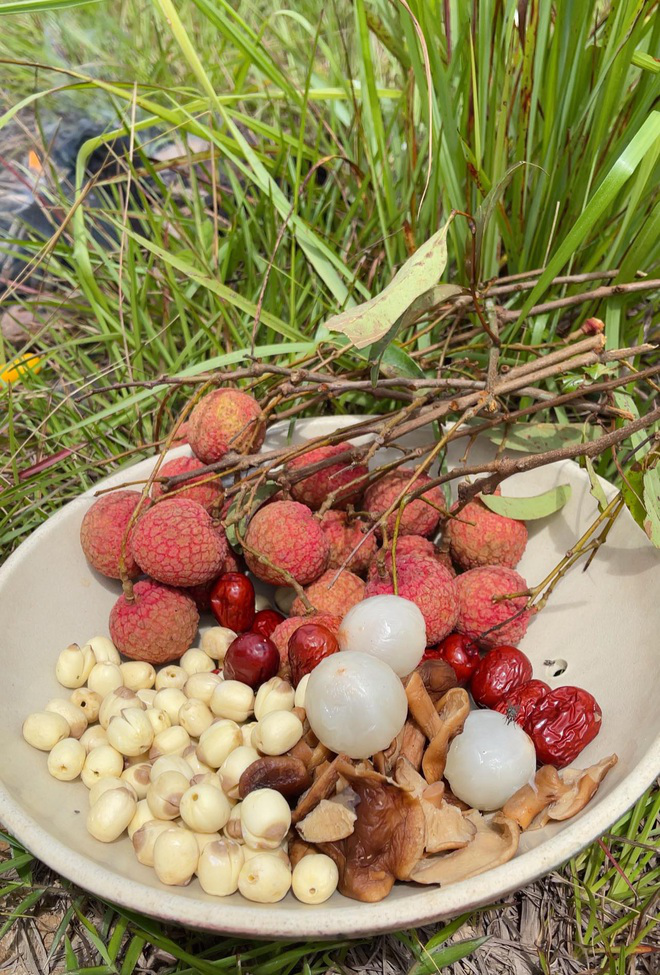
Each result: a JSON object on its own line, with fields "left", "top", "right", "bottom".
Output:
{"left": 481, "top": 484, "right": 572, "bottom": 520}
{"left": 408, "top": 936, "right": 489, "bottom": 975}
{"left": 224, "top": 483, "right": 280, "bottom": 551}
{"left": 325, "top": 219, "right": 453, "bottom": 349}
{"left": 584, "top": 457, "right": 608, "bottom": 512}
{"left": 0, "top": 0, "right": 103, "bottom": 12}
{"left": 632, "top": 51, "right": 660, "bottom": 73}
{"left": 621, "top": 469, "right": 648, "bottom": 533}
{"left": 642, "top": 467, "right": 660, "bottom": 546}
{"left": 486, "top": 422, "right": 591, "bottom": 453}
{"left": 469, "top": 161, "right": 530, "bottom": 282}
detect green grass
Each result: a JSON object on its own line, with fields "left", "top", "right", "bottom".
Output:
{"left": 0, "top": 0, "right": 659, "bottom": 970}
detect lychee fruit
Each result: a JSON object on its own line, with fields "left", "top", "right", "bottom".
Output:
{"left": 243, "top": 500, "right": 329, "bottom": 586}
{"left": 446, "top": 497, "right": 527, "bottom": 570}
{"left": 151, "top": 456, "right": 224, "bottom": 512}
{"left": 130, "top": 498, "right": 228, "bottom": 587}
{"left": 363, "top": 468, "right": 445, "bottom": 538}
{"left": 367, "top": 534, "right": 455, "bottom": 582}
{"left": 455, "top": 565, "right": 532, "bottom": 649}
{"left": 109, "top": 580, "right": 199, "bottom": 664}
{"left": 365, "top": 555, "right": 458, "bottom": 645}
{"left": 319, "top": 510, "right": 376, "bottom": 575}
{"left": 270, "top": 614, "right": 342, "bottom": 665}
{"left": 291, "top": 569, "right": 366, "bottom": 617}
{"left": 188, "top": 388, "right": 265, "bottom": 464}
{"left": 285, "top": 443, "right": 368, "bottom": 510}
{"left": 80, "top": 490, "right": 148, "bottom": 580}
{"left": 171, "top": 420, "right": 190, "bottom": 445}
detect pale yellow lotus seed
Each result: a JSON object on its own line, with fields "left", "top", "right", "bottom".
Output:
{"left": 253, "top": 711, "right": 303, "bottom": 757}
{"left": 291, "top": 854, "right": 338, "bottom": 904}
{"left": 86, "top": 787, "right": 136, "bottom": 842}
{"left": 87, "top": 635, "right": 120, "bottom": 664}
{"left": 89, "top": 776, "right": 135, "bottom": 806}
{"left": 88, "top": 662, "right": 123, "bottom": 697}
{"left": 153, "top": 827, "right": 198, "bottom": 885}
{"left": 55, "top": 643, "right": 95, "bottom": 688}
{"left": 241, "top": 722, "right": 258, "bottom": 748}
{"left": 179, "top": 783, "right": 232, "bottom": 833}
{"left": 149, "top": 725, "right": 190, "bottom": 760}
{"left": 119, "top": 661, "right": 156, "bottom": 691}
{"left": 121, "top": 763, "right": 152, "bottom": 800}
{"left": 238, "top": 853, "right": 292, "bottom": 903}
{"left": 180, "top": 648, "right": 215, "bottom": 677}
{"left": 242, "top": 844, "right": 290, "bottom": 866}
{"left": 149, "top": 755, "right": 192, "bottom": 782}
{"left": 200, "top": 627, "right": 236, "bottom": 663}
{"left": 218, "top": 746, "right": 259, "bottom": 800}
{"left": 183, "top": 671, "right": 222, "bottom": 706}
{"left": 22, "top": 711, "right": 69, "bottom": 751}
{"left": 182, "top": 745, "right": 211, "bottom": 777}
{"left": 132, "top": 820, "right": 179, "bottom": 867}
{"left": 294, "top": 674, "right": 310, "bottom": 710}
{"left": 45, "top": 698, "right": 88, "bottom": 739}
{"left": 274, "top": 587, "right": 296, "bottom": 616}
{"left": 99, "top": 686, "right": 143, "bottom": 729}
{"left": 81, "top": 744, "right": 124, "bottom": 788}
{"left": 70, "top": 688, "right": 102, "bottom": 724}
{"left": 155, "top": 666, "right": 187, "bottom": 690}
{"left": 196, "top": 719, "right": 242, "bottom": 769}
{"left": 127, "top": 798, "right": 155, "bottom": 840}
{"left": 223, "top": 803, "right": 243, "bottom": 841}
{"left": 107, "top": 708, "right": 154, "bottom": 757}
{"left": 254, "top": 677, "right": 295, "bottom": 721}
{"left": 210, "top": 681, "right": 254, "bottom": 723}
{"left": 178, "top": 699, "right": 214, "bottom": 739}
{"left": 146, "top": 770, "right": 190, "bottom": 820}
{"left": 191, "top": 830, "right": 223, "bottom": 855}
{"left": 145, "top": 708, "right": 171, "bottom": 736}
{"left": 136, "top": 688, "right": 157, "bottom": 707}
{"left": 79, "top": 725, "right": 108, "bottom": 752}
{"left": 240, "top": 788, "right": 291, "bottom": 850}
{"left": 47, "top": 737, "right": 86, "bottom": 781}
{"left": 254, "top": 594, "right": 272, "bottom": 612}
{"left": 197, "top": 839, "right": 244, "bottom": 896}
{"left": 153, "top": 688, "right": 188, "bottom": 724}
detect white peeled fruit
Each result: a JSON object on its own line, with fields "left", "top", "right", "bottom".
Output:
{"left": 305, "top": 651, "right": 408, "bottom": 759}
{"left": 444, "top": 710, "right": 537, "bottom": 811}
{"left": 338, "top": 595, "right": 426, "bottom": 676}
{"left": 291, "top": 853, "right": 339, "bottom": 904}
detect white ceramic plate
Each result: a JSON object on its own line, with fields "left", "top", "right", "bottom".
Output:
{"left": 0, "top": 416, "right": 658, "bottom": 938}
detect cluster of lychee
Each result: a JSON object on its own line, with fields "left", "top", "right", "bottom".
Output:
{"left": 80, "top": 383, "right": 533, "bottom": 668}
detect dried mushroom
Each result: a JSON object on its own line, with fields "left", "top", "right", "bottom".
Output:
{"left": 546, "top": 754, "right": 618, "bottom": 822}
{"left": 422, "top": 688, "right": 470, "bottom": 783}
{"left": 315, "top": 760, "right": 425, "bottom": 902}
{"left": 395, "top": 757, "right": 475, "bottom": 854}
{"left": 297, "top": 798, "right": 357, "bottom": 842}
{"left": 238, "top": 755, "right": 312, "bottom": 800}
{"left": 400, "top": 720, "right": 426, "bottom": 771}
{"left": 410, "top": 811, "right": 519, "bottom": 886}
{"left": 502, "top": 765, "right": 569, "bottom": 829}
{"left": 405, "top": 672, "right": 443, "bottom": 739}
{"left": 415, "top": 659, "right": 458, "bottom": 702}
{"left": 291, "top": 753, "right": 348, "bottom": 824}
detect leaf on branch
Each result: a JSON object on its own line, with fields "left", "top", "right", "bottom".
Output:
{"left": 224, "top": 483, "right": 280, "bottom": 552}
{"left": 642, "top": 467, "right": 660, "bottom": 547}
{"left": 324, "top": 218, "right": 454, "bottom": 349}
{"left": 584, "top": 457, "right": 608, "bottom": 512}
{"left": 481, "top": 485, "right": 572, "bottom": 520}
{"left": 621, "top": 469, "right": 646, "bottom": 531}
{"left": 486, "top": 422, "right": 595, "bottom": 453}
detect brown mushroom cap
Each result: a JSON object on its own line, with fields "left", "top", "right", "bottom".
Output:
{"left": 410, "top": 812, "right": 520, "bottom": 886}
{"left": 316, "top": 761, "right": 426, "bottom": 902}
{"left": 422, "top": 688, "right": 470, "bottom": 783}
{"left": 547, "top": 754, "right": 618, "bottom": 821}
{"left": 297, "top": 798, "right": 357, "bottom": 843}
{"left": 502, "top": 765, "right": 568, "bottom": 830}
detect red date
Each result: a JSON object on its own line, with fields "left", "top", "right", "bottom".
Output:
{"left": 494, "top": 679, "right": 550, "bottom": 726}
{"left": 424, "top": 633, "right": 480, "bottom": 685}
{"left": 210, "top": 572, "right": 255, "bottom": 633}
{"left": 525, "top": 686, "right": 602, "bottom": 767}
{"left": 470, "top": 645, "right": 533, "bottom": 708}
{"left": 251, "top": 609, "right": 285, "bottom": 639}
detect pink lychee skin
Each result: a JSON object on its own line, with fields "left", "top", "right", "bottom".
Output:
{"left": 270, "top": 614, "right": 342, "bottom": 666}
{"left": 291, "top": 569, "right": 366, "bottom": 617}
{"left": 243, "top": 500, "right": 329, "bottom": 586}
{"left": 455, "top": 565, "right": 532, "bottom": 649}
{"left": 80, "top": 490, "right": 149, "bottom": 580}
{"left": 447, "top": 498, "right": 528, "bottom": 570}
{"left": 363, "top": 468, "right": 445, "bottom": 538}
{"left": 367, "top": 534, "right": 455, "bottom": 582}
{"left": 171, "top": 421, "right": 190, "bottom": 445}
{"left": 188, "top": 388, "right": 265, "bottom": 464}
{"left": 151, "top": 456, "right": 224, "bottom": 512}
{"left": 130, "top": 498, "right": 228, "bottom": 587}
{"left": 285, "top": 443, "right": 369, "bottom": 510}
{"left": 365, "top": 555, "right": 458, "bottom": 645}
{"left": 110, "top": 580, "right": 199, "bottom": 664}
{"left": 319, "top": 510, "right": 376, "bottom": 575}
